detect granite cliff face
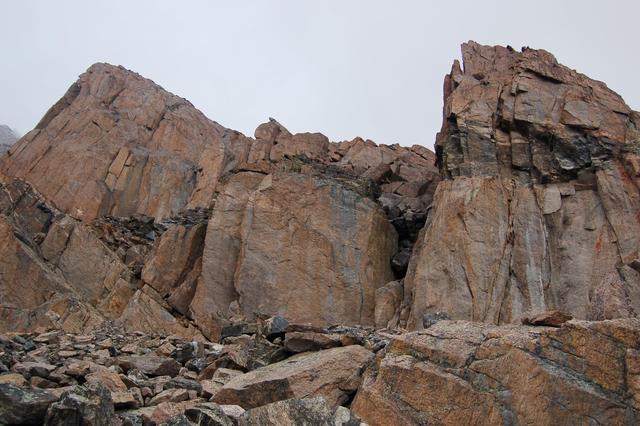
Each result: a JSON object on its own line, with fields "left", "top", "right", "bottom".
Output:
{"left": 0, "top": 63, "right": 438, "bottom": 340}
{"left": 0, "top": 42, "right": 639, "bottom": 424}
{"left": 403, "top": 41, "right": 640, "bottom": 329}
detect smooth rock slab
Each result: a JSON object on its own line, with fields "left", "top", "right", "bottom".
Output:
{"left": 213, "top": 345, "right": 373, "bottom": 409}
{"left": 117, "top": 355, "right": 181, "bottom": 377}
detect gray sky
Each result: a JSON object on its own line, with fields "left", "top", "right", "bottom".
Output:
{"left": 1, "top": 1, "right": 639, "bottom": 148}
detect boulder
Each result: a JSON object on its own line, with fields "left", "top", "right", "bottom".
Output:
{"left": 13, "top": 361, "right": 57, "bottom": 379}
{"left": 0, "top": 373, "right": 28, "bottom": 387}
{"left": 283, "top": 331, "right": 342, "bottom": 353}
{"left": 183, "top": 403, "right": 234, "bottom": 426}
{"left": 117, "top": 355, "right": 181, "bottom": 377}
{"left": 213, "top": 345, "right": 373, "bottom": 409}
{"left": 0, "top": 384, "right": 57, "bottom": 425}
{"left": 84, "top": 370, "right": 128, "bottom": 392}
{"left": 405, "top": 41, "right": 640, "bottom": 328}
{"left": 148, "top": 388, "right": 190, "bottom": 406}
{"left": 521, "top": 310, "right": 573, "bottom": 327}
{"left": 44, "top": 384, "right": 115, "bottom": 426}
{"left": 238, "top": 397, "right": 363, "bottom": 425}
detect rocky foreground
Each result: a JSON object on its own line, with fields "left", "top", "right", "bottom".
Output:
{"left": 1, "top": 315, "right": 638, "bottom": 425}
{"left": 1, "top": 40, "right": 640, "bottom": 424}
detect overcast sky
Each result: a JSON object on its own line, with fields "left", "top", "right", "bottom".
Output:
{"left": 1, "top": 1, "right": 638, "bottom": 148}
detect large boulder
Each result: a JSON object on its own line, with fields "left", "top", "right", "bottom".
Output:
{"left": 44, "top": 384, "right": 115, "bottom": 426}
{"left": 0, "top": 384, "right": 57, "bottom": 425}
{"left": 238, "top": 397, "right": 363, "bottom": 426}
{"left": 352, "top": 318, "right": 640, "bottom": 425}
{"left": 213, "top": 345, "right": 373, "bottom": 409}
{"left": 404, "top": 42, "right": 640, "bottom": 328}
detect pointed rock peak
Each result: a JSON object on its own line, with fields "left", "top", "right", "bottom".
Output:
{"left": 437, "top": 41, "right": 636, "bottom": 181}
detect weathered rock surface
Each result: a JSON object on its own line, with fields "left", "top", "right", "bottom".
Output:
{"left": 403, "top": 41, "right": 640, "bottom": 329}
{"left": 238, "top": 397, "right": 363, "bottom": 426}
{"left": 0, "top": 383, "right": 57, "bottom": 424}
{"left": 0, "top": 63, "right": 438, "bottom": 338}
{"left": 192, "top": 171, "right": 397, "bottom": 340}
{"left": 213, "top": 345, "right": 373, "bottom": 409}
{"left": 1, "top": 41, "right": 640, "bottom": 425}
{"left": 352, "top": 318, "right": 640, "bottom": 425}
{"left": 0, "top": 64, "right": 228, "bottom": 221}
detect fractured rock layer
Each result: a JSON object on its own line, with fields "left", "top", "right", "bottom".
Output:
{"left": 352, "top": 318, "right": 640, "bottom": 425}
{"left": 0, "top": 64, "right": 437, "bottom": 338}
{"left": 404, "top": 41, "right": 640, "bottom": 328}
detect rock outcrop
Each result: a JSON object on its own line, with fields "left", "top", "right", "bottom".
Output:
{"left": 0, "top": 63, "right": 438, "bottom": 339}
{"left": 403, "top": 41, "right": 640, "bottom": 329}
{"left": 352, "top": 318, "right": 640, "bottom": 425}
{"left": 0, "top": 65, "right": 229, "bottom": 221}
{"left": 1, "top": 41, "right": 640, "bottom": 424}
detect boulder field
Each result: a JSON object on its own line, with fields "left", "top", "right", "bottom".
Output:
{"left": 0, "top": 41, "right": 639, "bottom": 424}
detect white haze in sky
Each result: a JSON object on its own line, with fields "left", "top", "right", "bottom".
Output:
{"left": 1, "top": 1, "right": 639, "bottom": 148}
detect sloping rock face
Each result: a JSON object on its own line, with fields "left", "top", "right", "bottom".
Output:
{"left": 0, "top": 63, "right": 438, "bottom": 338}
{"left": 403, "top": 41, "right": 640, "bottom": 328}
{"left": 0, "top": 64, "right": 229, "bottom": 221}
{"left": 352, "top": 318, "right": 640, "bottom": 425}
{"left": 0, "top": 124, "right": 18, "bottom": 155}
{"left": 0, "top": 175, "right": 106, "bottom": 333}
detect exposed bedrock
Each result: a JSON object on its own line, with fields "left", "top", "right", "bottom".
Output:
{"left": 402, "top": 41, "right": 640, "bottom": 329}
{"left": 0, "top": 63, "right": 438, "bottom": 337}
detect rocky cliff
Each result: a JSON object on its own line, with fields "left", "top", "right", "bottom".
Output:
{"left": 0, "top": 63, "right": 438, "bottom": 340}
{"left": 403, "top": 41, "right": 640, "bottom": 329}
{"left": 0, "top": 42, "right": 639, "bottom": 425}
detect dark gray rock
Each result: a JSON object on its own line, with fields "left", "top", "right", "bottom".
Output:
{"left": 44, "top": 384, "right": 115, "bottom": 426}
{"left": 0, "top": 384, "right": 56, "bottom": 425}
{"left": 185, "top": 403, "right": 234, "bottom": 426}
{"left": 173, "top": 342, "right": 204, "bottom": 363}
{"left": 264, "top": 317, "right": 288, "bottom": 341}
